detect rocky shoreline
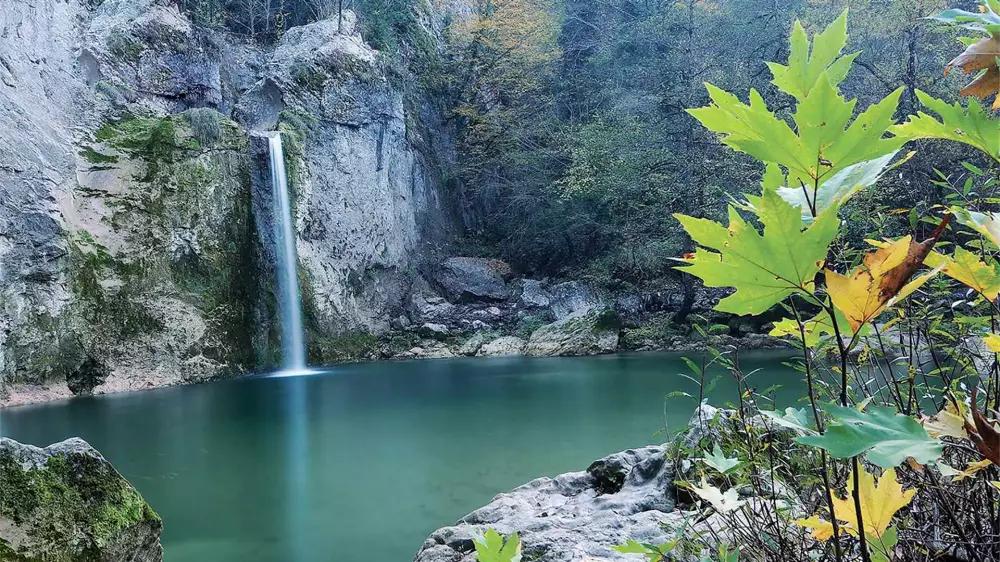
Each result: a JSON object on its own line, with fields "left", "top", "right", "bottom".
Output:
{"left": 2, "top": 255, "right": 784, "bottom": 408}
{"left": 1, "top": 257, "right": 784, "bottom": 408}
{"left": 412, "top": 404, "right": 800, "bottom": 562}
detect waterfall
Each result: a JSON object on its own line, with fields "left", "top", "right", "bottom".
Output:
{"left": 267, "top": 132, "right": 308, "bottom": 373}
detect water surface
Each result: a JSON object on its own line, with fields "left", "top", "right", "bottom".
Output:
{"left": 0, "top": 351, "right": 799, "bottom": 562}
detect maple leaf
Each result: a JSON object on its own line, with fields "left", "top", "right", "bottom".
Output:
{"left": 834, "top": 467, "right": 915, "bottom": 539}
{"left": 766, "top": 10, "right": 859, "bottom": 101}
{"left": 923, "top": 399, "right": 971, "bottom": 440}
{"left": 689, "top": 479, "right": 745, "bottom": 513}
{"left": 924, "top": 246, "right": 1000, "bottom": 299}
{"left": 967, "top": 386, "right": 1000, "bottom": 464}
{"left": 688, "top": 10, "right": 905, "bottom": 190}
{"left": 954, "top": 207, "right": 1000, "bottom": 247}
{"left": 674, "top": 189, "right": 839, "bottom": 315}
{"left": 795, "top": 515, "right": 835, "bottom": 541}
{"left": 986, "top": 333, "right": 1000, "bottom": 353}
{"left": 798, "top": 405, "right": 944, "bottom": 468}
{"left": 702, "top": 443, "right": 742, "bottom": 475}
{"left": 797, "top": 467, "right": 914, "bottom": 542}
{"left": 769, "top": 308, "right": 870, "bottom": 347}
{"left": 951, "top": 459, "right": 993, "bottom": 482}
{"left": 826, "top": 236, "right": 940, "bottom": 331}
{"left": 945, "top": 35, "right": 1000, "bottom": 110}
{"left": 894, "top": 91, "right": 1000, "bottom": 161}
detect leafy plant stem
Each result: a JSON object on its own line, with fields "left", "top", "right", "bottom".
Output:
{"left": 828, "top": 303, "right": 873, "bottom": 562}
{"left": 793, "top": 300, "right": 845, "bottom": 562}
{"left": 851, "top": 456, "right": 873, "bottom": 562}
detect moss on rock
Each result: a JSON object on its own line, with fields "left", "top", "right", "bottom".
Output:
{"left": 0, "top": 438, "right": 162, "bottom": 561}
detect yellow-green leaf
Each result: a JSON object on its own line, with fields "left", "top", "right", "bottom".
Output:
{"left": 674, "top": 189, "right": 839, "bottom": 315}
{"left": 924, "top": 247, "right": 1000, "bottom": 299}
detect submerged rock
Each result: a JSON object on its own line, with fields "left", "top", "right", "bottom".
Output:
{"left": 0, "top": 437, "right": 162, "bottom": 561}
{"left": 526, "top": 308, "right": 621, "bottom": 357}
{"left": 413, "top": 445, "right": 675, "bottom": 562}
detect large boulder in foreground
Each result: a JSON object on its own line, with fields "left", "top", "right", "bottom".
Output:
{"left": 526, "top": 308, "right": 621, "bottom": 357}
{"left": 413, "top": 445, "right": 675, "bottom": 562}
{"left": 434, "top": 258, "right": 512, "bottom": 302}
{"left": 0, "top": 438, "right": 162, "bottom": 561}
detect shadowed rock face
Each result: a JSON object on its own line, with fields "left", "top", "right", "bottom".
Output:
{"left": 413, "top": 445, "right": 675, "bottom": 562}
{"left": 0, "top": 437, "right": 162, "bottom": 561}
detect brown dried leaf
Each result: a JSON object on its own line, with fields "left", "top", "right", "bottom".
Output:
{"left": 945, "top": 36, "right": 1000, "bottom": 77}
{"left": 967, "top": 386, "right": 1000, "bottom": 465}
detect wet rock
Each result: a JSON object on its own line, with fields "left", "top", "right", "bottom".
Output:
{"left": 434, "top": 258, "right": 511, "bottom": 303}
{"left": 0, "top": 437, "right": 162, "bottom": 561}
{"left": 413, "top": 445, "right": 676, "bottom": 562}
{"left": 526, "top": 308, "right": 621, "bottom": 357}
{"left": 477, "top": 336, "right": 527, "bottom": 357}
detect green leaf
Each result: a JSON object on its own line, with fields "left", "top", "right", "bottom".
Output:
{"left": 867, "top": 526, "right": 899, "bottom": 562}
{"left": 689, "top": 10, "right": 904, "bottom": 189}
{"left": 702, "top": 443, "right": 742, "bottom": 474}
{"left": 759, "top": 407, "right": 817, "bottom": 435}
{"left": 674, "top": 189, "right": 839, "bottom": 315}
{"left": 894, "top": 91, "right": 1000, "bottom": 161}
{"left": 954, "top": 206, "right": 1000, "bottom": 248}
{"left": 614, "top": 539, "right": 677, "bottom": 561}
{"left": 930, "top": 6, "right": 1000, "bottom": 35}
{"left": 769, "top": 306, "right": 870, "bottom": 347}
{"left": 689, "top": 79, "right": 904, "bottom": 189}
{"left": 474, "top": 529, "right": 522, "bottom": 562}
{"left": 766, "top": 10, "right": 859, "bottom": 100}
{"left": 775, "top": 151, "right": 906, "bottom": 221}
{"left": 797, "top": 405, "right": 944, "bottom": 468}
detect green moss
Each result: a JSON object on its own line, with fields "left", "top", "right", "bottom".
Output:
{"left": 310, "top": 331, "right": 381, "bottom": 363}
{"left": 78, "top": 145, "right": 119, "bottom": 165}
{"left": 88, "top": 114, "right": 199, "bottom": 182}
{"left": 0, "top": 450, "right": 159, "bottom": 558}
{"left": 516, "top": 314, "right": 548, "bottom": 339}
{"left": 106, "top": 31, "right": 144, "bottom": 61}
{"left": 290, "top": 62, "right": 329, "bottom": 92}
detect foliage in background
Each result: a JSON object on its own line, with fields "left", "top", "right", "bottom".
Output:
{"left": 443, "top": 0, "right": 970, "bottom": 295}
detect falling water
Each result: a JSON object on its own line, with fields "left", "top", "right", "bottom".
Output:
{"left": 267, "top": 132, "right": 308, "bottom": 373}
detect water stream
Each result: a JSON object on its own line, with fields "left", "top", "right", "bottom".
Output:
{"left": 267, "top": 133, "right": 308, "bottom": 373}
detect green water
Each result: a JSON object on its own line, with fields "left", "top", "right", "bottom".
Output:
{"left": 0, "top": 351, "right": 799, "bottom": 562}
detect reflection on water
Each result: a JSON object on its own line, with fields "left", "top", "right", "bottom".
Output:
{"left": 0, "top": 352, "right": 799, "bottom": 562}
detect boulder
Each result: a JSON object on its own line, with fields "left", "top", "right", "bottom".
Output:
{"left": 519, "top": 279, "right": 552, "bottom": 308}
{"left": 477, "top": 336, "right": 527, "bottom": 357}
{"left": 0, "top": 437, "right": 162, "bottom": 561}
{"left": 419, "top": 323, "right": 450, "bottom": 339}
{"left": 434, "top": 258, "right": 511, "bottom": 303}
{"left": 458, "top": 332, "right": 490, "bottom": 356}
{"left": 526, "top": 308, "right": 621, "bottom": 357}
{"left": 548, "top": 281, "right": 604, "bottom": 319}
{"left": 413, "top": 445, "right": 676, "bottom": 562}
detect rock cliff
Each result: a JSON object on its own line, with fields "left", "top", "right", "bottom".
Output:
{"left": 0, "top": 0, "right": 466, "bottom": 403}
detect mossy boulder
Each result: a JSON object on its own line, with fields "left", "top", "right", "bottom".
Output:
{"left": 0, "top": 438, "right": 162, "bottom": 561}
{"left": 526, "top": 307, "right": 621, "bottom": 357}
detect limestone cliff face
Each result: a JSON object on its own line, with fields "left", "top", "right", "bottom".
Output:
{"left": 0, "top": 0, "right": 465, "bottom": 401}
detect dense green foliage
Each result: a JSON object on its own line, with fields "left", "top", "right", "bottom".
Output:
{"left": 446, "top": 0, "right": 973, "bottom": 293}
